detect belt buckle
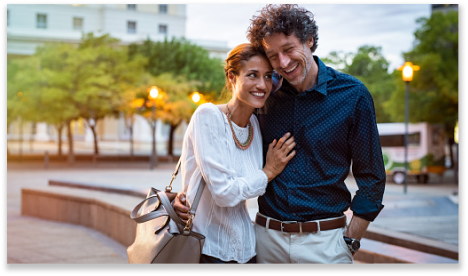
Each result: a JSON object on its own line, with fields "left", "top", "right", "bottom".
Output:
{"left": 280, "top": 221, "right": 297, "bottom": 232}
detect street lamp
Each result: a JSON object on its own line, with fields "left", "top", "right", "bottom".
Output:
{"left": 191, "top": 92, "right": 201, "bottom": 104}
{"left": 148, "top": 86, "right": 159, "bottom": 169}
{"left": 398, "top": 62, "right": 420, "bottom": 194}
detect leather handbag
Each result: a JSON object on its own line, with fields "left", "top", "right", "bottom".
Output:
{"left": 127, "top": 160, "right": 206, "bottom": 263}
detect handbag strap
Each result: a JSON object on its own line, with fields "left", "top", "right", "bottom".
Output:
{"left": 130, "top": 159, "right": 206, "bottom": 228}
{"left": 130, "top": 194, "right": 168, "bottom": 223}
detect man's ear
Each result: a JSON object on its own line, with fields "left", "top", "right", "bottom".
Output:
{"left": 308, "top": 37, "right": 314, "bottom": 48}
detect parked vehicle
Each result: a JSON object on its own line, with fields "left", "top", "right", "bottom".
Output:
{"left": 377, "top": 123, "right": 446, "bottom": 184}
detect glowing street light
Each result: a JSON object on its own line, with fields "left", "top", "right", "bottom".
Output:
{"left": 399, "top": 62, "right": 420, "bottom": 82}
{"left": 149, "top": 86, "right": 159, "bottom": 99}
{"left": 191, "top": 92, "right": 202, "bottom": 103}
{"left": 398, "top": 61, "right": 420, "bottom": 194}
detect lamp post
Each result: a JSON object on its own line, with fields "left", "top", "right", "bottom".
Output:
{"left": 398, "top": 62, "right": 420, "bottom": 194}
{"left": 149, "top": 86, "right": 159, "bottom": 169}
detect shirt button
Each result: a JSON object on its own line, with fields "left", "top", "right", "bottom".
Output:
{"left": 292, "top": 169, "right": 297, "bottom": 173}
{"left": 295, "top": 120, "right": 300, "bottom": 125}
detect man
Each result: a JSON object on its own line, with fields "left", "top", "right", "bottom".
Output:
{"left": 175, "top": 4, "right": 385, "bottom": 263}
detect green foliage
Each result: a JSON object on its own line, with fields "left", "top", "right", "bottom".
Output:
{"left": 7, "top": 32, "right": 148, "bottom": 154}
{"left": 129, "top": 37, "right": 225, "bottom": 98}
{"left": 385, "top": 11, "right": 458, "bottom": 138}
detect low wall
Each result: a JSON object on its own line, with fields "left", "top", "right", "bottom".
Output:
{"left": 21, "top": 188, "right": 139, "bottom": 247}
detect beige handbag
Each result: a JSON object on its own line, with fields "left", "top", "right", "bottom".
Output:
{"left": 127, "top": 160, "right": 206, "bottom": 263}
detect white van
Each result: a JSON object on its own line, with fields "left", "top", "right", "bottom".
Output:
{"left": 377, "top": 123, "right": 446, "bottom": 184}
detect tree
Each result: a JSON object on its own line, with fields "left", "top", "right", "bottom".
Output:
{"left": 129, "top": 37, "right": 225, "bottom": 98}
{"left": 7, "top": 57, "right": 41, "bottom": 156}
{"left": 73, "top": 33, "right": 147, "bottom": 155}
{"left": 384, "top": 11, "right": 458, "bottom": 166}
{"left": 7, "top": 47, "right": 80, "bottom": 158}
{"left": 34, "top": 44, "right": 81, "bottom": 157}
{"left": 152, "top": 73, "right": 200, "bottom": 156}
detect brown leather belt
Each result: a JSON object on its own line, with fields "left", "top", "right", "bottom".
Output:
{"left": 255, "top": 213, "right": 347, "bottom": 233}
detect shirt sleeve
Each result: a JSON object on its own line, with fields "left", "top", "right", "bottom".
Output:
{"left": 348, "top": 85, "right": 386, "bottom": 221}
{"left": 190, "top": 104, "right": 268, "bottom": 208}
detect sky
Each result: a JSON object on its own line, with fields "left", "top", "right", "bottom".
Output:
{"left": 185, "top": 4, "right": 432, "bottom": 71}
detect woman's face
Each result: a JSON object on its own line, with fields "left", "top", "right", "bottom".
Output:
{"left": 230, "top": 55, "right": 273, "bottom": 109}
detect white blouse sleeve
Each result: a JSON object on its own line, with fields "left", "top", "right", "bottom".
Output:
{"left": 190, "top": 104, "right": 267, "bottom": 208}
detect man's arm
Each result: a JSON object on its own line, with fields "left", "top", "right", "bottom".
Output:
{"left": 347, "top": 85, "right": 386, "bottom": 237}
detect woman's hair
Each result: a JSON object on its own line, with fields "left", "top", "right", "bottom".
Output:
{"left": 220, "top": 43, "right": 269, "bottom": 100}
{"left": 247, "top": 4, "right": 319, "bottom": 53}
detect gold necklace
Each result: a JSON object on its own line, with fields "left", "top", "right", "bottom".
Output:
{"left": 225, "top": 103, "right": 254, "bottom": 150}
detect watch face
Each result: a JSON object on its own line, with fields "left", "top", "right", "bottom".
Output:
{"left": 351, "top": 240, "right": 360, "bottom": 250}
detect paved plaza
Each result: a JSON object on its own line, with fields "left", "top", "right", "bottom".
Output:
{"left": 5, "top": 160, "right": 460, "bottom": 265}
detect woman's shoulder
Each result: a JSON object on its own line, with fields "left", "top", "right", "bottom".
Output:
{"left": 193, "top": 102, "right": 225, "bottom": 121}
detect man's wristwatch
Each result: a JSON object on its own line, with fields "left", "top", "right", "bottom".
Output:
{"left": 343, "top": 236, "right": 361, "bottom": 254}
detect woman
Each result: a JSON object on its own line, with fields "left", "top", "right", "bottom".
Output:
{"left": 179, "top": 43, "right": 295, "bottom": 263}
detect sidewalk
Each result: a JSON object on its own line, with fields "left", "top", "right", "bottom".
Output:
{"left": 6, "top": 161, "right": 459, "bottom": 263}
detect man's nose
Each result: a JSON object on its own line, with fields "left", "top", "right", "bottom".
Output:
{"left": 279, "top": 53, "right": 290, "bottom": 68}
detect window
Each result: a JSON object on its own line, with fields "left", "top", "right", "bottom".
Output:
{"left": 37, "top": 13, "right": 47, "bottom": 29}
{"left": 127, "top": 21, "right": 137, "bottom": 34}
{"left": 159, "top": 4, "right": 168, "bottom": 14}
{"left": 380, "top": 132, "right": 421, "bottom": 147}
{"left": 73, "top": 17, "right": 83, "bottom": 30}
{"left": 159, "top": 24, "right": 167, "bottom": 35}
{"left": 128, "top": 4, "right": 136, "bottom": 11}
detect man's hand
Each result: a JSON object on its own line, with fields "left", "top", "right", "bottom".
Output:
{"left": 173, "top": 191, "right": 190, "bottom": 223}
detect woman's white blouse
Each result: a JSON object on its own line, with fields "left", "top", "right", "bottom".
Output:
{"left": 180, "top": 103, "right": 268, "bottom": 263}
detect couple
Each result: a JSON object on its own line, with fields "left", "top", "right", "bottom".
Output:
{"left": 175, "top": 4, "right": 386, "bottom": 264}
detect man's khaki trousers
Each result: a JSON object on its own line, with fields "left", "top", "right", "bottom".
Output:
{"left": 254, "top": 217, "right": 354, "bottom": 264}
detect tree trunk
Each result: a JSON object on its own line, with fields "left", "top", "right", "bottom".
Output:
{"left": 90, "top": 125, "right": 99, "bottom": 155}
{"left": 129, "top": 124, "right": 134, "bottom": 158}
{"left": 151, "top": 120, "right": 157, "bottom": 167}
{"left": 56, "top": 124, "right": 63, "bottom": 156}
{"left": 168, "top": 121, "right": 181, "bottom": 157}
{"left": 29, "top": 122, "right": 35, "bottom": 152}
{"left": 67, "top": 120, "right": 75, "bottom": 165}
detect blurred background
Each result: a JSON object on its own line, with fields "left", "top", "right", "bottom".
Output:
{"left": 6, "top": 4, "right": 458, "bottom": 178}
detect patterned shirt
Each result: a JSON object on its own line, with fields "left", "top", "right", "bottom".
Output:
{"left": 257, "top": 56, "right": 386, "bottom": 222}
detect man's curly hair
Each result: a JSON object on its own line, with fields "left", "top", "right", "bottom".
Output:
{"left": 247, "top": 4, "right": 319, "bottom": 53}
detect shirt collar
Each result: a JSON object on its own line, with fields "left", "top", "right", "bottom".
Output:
{"left": 280, "top": 55, "right": 329, "bottom": 96}
{"left": 310, "top": 56, "right": 329, "bottom": 96}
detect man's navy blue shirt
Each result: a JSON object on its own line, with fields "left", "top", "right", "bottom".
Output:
{"left": 257, "top": 56, "right": 386, "bottom": 222}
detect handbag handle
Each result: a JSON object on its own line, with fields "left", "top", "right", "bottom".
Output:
{"left": 130, "top": 194, "right": 168, "bottom": 223}
{"left": 130, "top": 159, "right": 206, "bottom": 234}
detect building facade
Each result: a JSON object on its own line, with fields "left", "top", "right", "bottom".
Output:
{"left": 7, "top": 4, "right": 229, "bottom": 155}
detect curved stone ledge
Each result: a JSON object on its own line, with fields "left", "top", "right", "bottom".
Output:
{"left": 21, "top": 187, "right": 142, "bottom": 247}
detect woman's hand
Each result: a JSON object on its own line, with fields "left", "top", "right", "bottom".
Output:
{"left": 262, "top": 132, "right": 296, "bottom": 182}
{"left": 173, "top": 191, "right": 190, "bottom": 223}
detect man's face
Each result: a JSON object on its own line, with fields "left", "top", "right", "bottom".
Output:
{"left": 262, "top": 33, "right": 314, "bottom": 89}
